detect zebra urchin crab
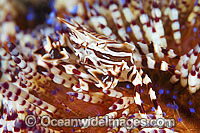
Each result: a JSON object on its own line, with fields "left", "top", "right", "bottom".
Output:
{"left": 45, "top": 17, "right": 180, "bottom": 132}
{"left": 1, "top": 0, "right": 200, "bottom": 133}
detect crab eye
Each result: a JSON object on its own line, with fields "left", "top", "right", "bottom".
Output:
{"left": 49, "top": 48, "right": 63, "bottom": 59}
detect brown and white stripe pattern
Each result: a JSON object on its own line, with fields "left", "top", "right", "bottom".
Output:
{"left": 168, "top": 2, "right": 181, "bottom": 44}
{"left": 0, "top": 82, "right": 56, "bottom": 114}
{"left": 171, "top": 43, "right": 200, "bottom": 93}
{"left": 7, "top": 43, "right": 47, "bottom": 84}
{"left": 86, "top": 4, "right": 117, "bottom": 40}
{"left": 187, "top": 0, "right": 200, "bottom": 25}
{"left": 109, "top": 1, "right": 133, "bottom": 43}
